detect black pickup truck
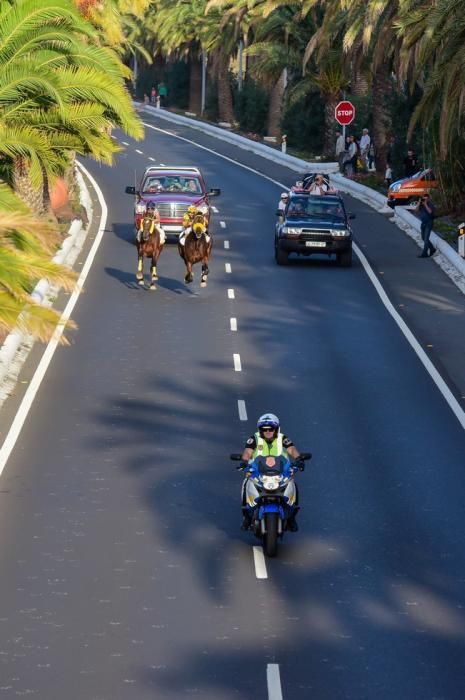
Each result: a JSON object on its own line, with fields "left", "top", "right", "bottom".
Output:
{"left": 275, "top": 193, "right": 355, "bottom": 267}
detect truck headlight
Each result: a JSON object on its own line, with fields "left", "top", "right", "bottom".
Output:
{"left": 390, "top": 183, "right": 401, "bottom": 193}
{"left": 331, "top": 229, "right": 350, "bottom": 237}
{"left": 286, "top": 228, "right": 301, "bottom": 235}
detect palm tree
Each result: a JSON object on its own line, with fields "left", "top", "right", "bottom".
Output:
{"left": 0, "top": 183, "right": 76, "bottom": 342}
{"left": 0, "top": 0, "right": 143, "bottom": 212}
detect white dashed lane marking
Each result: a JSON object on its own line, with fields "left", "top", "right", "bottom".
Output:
{"left": 225, "top": 263, "right": 232, "bottom": 273}
{"left": 135, "top": 149, "right": 144, "bottom": 154}
{"left": 253, "top": 546, "right": 268, "bottom": 579}
{"left": 267, "top": 664, "right": 283, "bottom": 700}
{"left": 212, "top": 206, "right": 219, "bottom": 213}
{"left": 238, "top": 400, "right": 247, "bottom": 420}
{"left": 230, "top": 318, "right": 237, "bottom": 331}
{"left": 233, "top": 354, "right": 242, "bottom": 372}
{"left": 122, "top": 141, "right": 129, "bottom": 145}
{"left": 228, "top": 289, "right": 235, "bottom": 299}
{"left": 224, "top": 240, "right": 230, "bottom": 249}
{"left": 220, "top": 221, "right": 226, "bottom": 228}
{"left": 148, "top": 156, "right": 155, "bottom": 161}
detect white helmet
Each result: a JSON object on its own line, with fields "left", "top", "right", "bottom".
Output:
{"left": 257, "top": 413, "right": 280, "bottom": 431}
{"left": 280, "top": 192, "right": 289, "bottom": 199}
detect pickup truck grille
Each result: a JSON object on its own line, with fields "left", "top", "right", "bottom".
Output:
{"left": 156, "top": 203, "right": 190, "bottom": 219}
{"left": 300, "top": 231, "right": 332, "bottom": 242}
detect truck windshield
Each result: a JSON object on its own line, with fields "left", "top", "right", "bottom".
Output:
{"left": 287, "top": 199, "right": 345, "bottom": 220}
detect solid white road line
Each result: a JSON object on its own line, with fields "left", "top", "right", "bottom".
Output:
{"left": 0, "top": 162, "right": 108, "bottom": 477}
{"left": 135, "top": 149, "right": 144, "bottom": 154}
{"left": 225, "top": 263, "right": 232, "bottom": 273}
{"left": 230, "top": 318, "right": 237, "bottom": 331}
{"left": 353, "top": 242, "right": 465, "bottom": 430}
{"left": 228, "top": 288, "right": 235, "bottom": 299}
{"left": 233, "top": 354, "right": 242, "bottom": 372}
{"left": 220, "top": 221, "right": 226, "bottom": 228}
{"left": 238, "top": 399, "right": 247, "bottom": 421}
{"left": 267, "top": 664, "right": 283, "bottom": 700}
{"left": 253, "top": 546, "right": 268, "bottom": 579}
{"left": 224, "top": 240, "right": 230, "bottom": 249}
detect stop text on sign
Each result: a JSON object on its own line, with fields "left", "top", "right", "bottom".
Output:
{"left": 335, "top": 100, "right": 355, "bottom": 126}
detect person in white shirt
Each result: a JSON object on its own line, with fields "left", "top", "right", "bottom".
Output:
{"left": 307, "top": 175, "right": 329, "bottom": 196}
{"left": 360, "top": 128, "right": 371, "bottom": 167}
{"left": 278, "top": 192, "right": 289, "bottom": 211}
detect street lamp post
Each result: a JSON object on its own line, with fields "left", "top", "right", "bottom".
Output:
{"left": 201, "top": 50, "right": 207, "bottom": 116}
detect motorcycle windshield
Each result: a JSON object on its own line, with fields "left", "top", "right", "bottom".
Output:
{"left": 254, "top": 455, "right": 289, "bottom": 476}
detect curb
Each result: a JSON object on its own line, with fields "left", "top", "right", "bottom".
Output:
{"left": 0, "top": 166, "right": 94, "bottom": 401}
{"left": 142, "top": 105, "right": 465, "bottom": 283}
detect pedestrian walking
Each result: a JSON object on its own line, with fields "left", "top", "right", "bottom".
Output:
{"left": 150, "top": 86, "right": 157, "bottom": 104}
{"left": 415, "top": 192, "right": 437, "bottom": 258}
{"left": 404, "top": 148, "right": 418, "bottom": 178}
{"left": 335, "top": 131, "right": 345, "bottom": 173}
{"left": 343, "top": 135, "right": 357, "bottom": 177}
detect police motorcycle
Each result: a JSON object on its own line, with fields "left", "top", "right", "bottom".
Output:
{"left": 230, "top": 452, "right": 312, "bottom": 557}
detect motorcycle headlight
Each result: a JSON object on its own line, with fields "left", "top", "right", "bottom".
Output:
{"left": 331, "top": 229, "right": 350, "bottom": 237}
{"left": 135, "top": 203, "right": 146, "bottom": 213}
{"left": 262, "top": 475, "right": 281, "bottom": 491}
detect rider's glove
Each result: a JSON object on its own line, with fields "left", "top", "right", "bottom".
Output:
{"left": 294, "top": 458, "right": 305, "bottom": 472}
{"left": 237, "top": 460, "right": 249, "bottom": 471}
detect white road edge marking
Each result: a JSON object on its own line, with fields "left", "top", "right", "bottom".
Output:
{"left": 233, "top": 354, "right": 242, "bottom": 371}
{"left": 135, "top": 149, "right": 144, "bottom": 154}
{"left": 230, "top": 317, "right": 237, "bottom": 331}
{"left": 253, "top": 546, "right": 268, "bottom": 580}
{"left": 267, "top": 664, "right": 283, "bottom": 700}
{"left": 353, "top": 242, "right": 465, "bottom": 430}
{"left": 224, "top": 240, "right": 230, "bottom": 249}
{"left": 0, "top": 162, "right": 108, "bottom": 477}
{"left": 225, "top": 263, "right": 232, "bottom": 273}
{"left": 238, "top": 399, "right": 247, "bottom": 421}
{"left": 142, "top": 121, "right": 465, "bottom": 433}
{"left": 228, "top": 288, "right": 235, "bottom": 299}
{"left": 220, "top": 221, "right": 226, "bottom": 228}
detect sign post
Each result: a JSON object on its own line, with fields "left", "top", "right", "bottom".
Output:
{"left": 335, "top": 100, "right": 355, "bottom": 138}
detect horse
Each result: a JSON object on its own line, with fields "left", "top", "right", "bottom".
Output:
{"left": 178, "top": 214, "right": 213, "bottom": 287}
{"left": 136, "top": 217, "right": 164, "bottom": 290}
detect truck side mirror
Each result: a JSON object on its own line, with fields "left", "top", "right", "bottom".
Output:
{"left": 125, "top": 186, "right": 136, "bottom": 195}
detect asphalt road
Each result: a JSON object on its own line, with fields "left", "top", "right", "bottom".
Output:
{"left": 0, "top": 116, "right": 465, "bottom": 700}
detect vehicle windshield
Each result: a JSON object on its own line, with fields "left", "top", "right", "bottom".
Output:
{"left": 287, "top": 198, "right": 345, "bottom": 221}
{"left": 142, "top": 175, "right": 203, "bottom": 195}
{"left": 254, "top": 455, "right": 288, "bottom": 475}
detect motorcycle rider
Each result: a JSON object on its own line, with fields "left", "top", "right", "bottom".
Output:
{"left": 136, "top": 202, "right": 165, "bottom": 244}
{"left": 239, "top": 413, "right": 303, "bottom": 532}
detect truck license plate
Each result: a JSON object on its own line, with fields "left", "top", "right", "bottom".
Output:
{"left": 305, "top": 241, "right": 326, "bottom": 247}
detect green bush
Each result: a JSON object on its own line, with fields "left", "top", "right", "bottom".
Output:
{"left": 232, "top": 78, "right": 269, "bottom": 135}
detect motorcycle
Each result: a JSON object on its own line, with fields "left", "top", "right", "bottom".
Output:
{"left": 230, "top": 452, "right": 312, "bottom": 557}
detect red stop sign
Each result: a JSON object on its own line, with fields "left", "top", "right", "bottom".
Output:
{"left": 335, "top": 101, "right": 355, "bottom": 126}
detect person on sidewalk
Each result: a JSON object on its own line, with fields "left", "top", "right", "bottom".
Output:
{"left": 415, "top": 192, "right": 437, "bottom": 258}
{"left": 335, "top": 131, "right": 345, "bottom": 173}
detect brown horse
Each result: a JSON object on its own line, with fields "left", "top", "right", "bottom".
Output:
{"left": 136, "top": 217, "right": 164, "bottom": 290}
{"left": 178, "top": 214, "right": 213, "bottom": 287}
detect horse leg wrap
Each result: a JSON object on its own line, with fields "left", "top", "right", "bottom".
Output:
{"left": 137, "top": 258, "right": 143, "bottom": 281}
{"left": 151, "top": 265, "right": 158, "bottom": 281}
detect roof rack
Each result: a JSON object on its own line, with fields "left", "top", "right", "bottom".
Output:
{"left": 143, "top": 166, "right": 201, "bottom": 174}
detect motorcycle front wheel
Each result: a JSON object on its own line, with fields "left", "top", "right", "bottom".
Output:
{"left": 263, "top": 512, "right": 279, "bottom": 557}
